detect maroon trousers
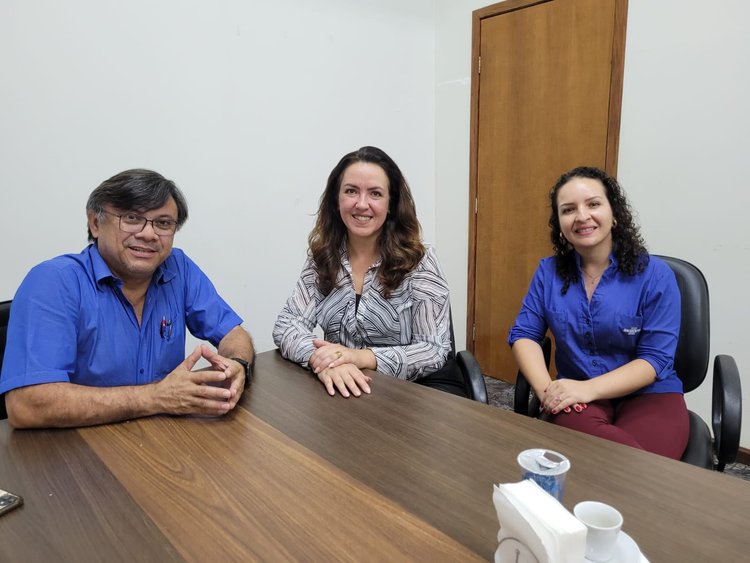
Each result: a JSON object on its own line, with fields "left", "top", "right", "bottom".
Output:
{"left": 549, "top": 393, "right": 689, "bottom": 460}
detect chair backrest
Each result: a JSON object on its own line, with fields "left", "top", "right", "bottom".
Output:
{"left": 655, "top": 256, "right": 710, "bottom": 394}
{"left": 0, "top": 300, "right": 10, "bottom": 372}
{"left": 0, "top": 300, "right": 11, "bottom": 420}
{"left": 447, "top": 308, "right": 456, "bottom": 360}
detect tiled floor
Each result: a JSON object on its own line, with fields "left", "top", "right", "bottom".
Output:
{"left": 484, "top": 376, "right": 750, "bottom": 481}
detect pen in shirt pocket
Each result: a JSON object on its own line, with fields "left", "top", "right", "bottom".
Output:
{"left": 160, "top": 316, "right": 173, "bottom": 339}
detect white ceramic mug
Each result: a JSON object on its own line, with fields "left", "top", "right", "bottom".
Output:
{"left": 573, "top": 501, "right": 623, "bottom": 561}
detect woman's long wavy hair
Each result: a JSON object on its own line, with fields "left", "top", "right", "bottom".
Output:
{"left": 309, "top": 146, "right": 425, "bottom": 297}
{"left": 549, "top": 166, "right": 648, "bottom": 294}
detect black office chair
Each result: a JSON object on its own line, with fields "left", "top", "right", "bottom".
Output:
{"left": 416, "top": 309, "right": 488, "bottom": 404}
{"left": 513, "top": 256, "right": 742, "bottom": 471}
{"left": 0, "top": 300, "right": 11, "bottom": 420}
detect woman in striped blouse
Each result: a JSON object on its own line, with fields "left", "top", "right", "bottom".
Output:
{"left": 273, "top": 146, "right": 454, "bottom": 398}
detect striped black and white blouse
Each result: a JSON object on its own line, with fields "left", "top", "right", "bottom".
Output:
{"left": 273, "top": 245, "right": 451, "bottom": 380}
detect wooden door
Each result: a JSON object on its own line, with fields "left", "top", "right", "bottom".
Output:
{"left": 468, "top": 0, "right": 627, "bottom": 381}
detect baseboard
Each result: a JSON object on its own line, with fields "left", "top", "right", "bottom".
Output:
{"left": 736, "top": 447, "right": 750, "bottom": 466}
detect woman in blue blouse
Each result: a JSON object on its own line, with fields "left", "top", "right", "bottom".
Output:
{"left": 508, "top": 166, "right": 689, "bottom": 459}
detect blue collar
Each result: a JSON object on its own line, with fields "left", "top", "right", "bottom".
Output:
{"left": 89, "top": 244, "right": 176, "bottom": 289}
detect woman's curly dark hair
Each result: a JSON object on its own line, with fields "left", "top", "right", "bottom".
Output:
{"left": 549, "top": 166, "right": 648, "bottom": 294}
{"left": 308, "top": 146, "right": 425, "bottom": 298}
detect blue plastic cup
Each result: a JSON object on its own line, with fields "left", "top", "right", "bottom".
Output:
{"left": 517, "top": 449, "right": 570, "bottom": 502}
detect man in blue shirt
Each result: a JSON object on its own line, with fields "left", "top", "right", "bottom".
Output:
{"left": 0, "top": 169, "right": 254, "bottom": 428}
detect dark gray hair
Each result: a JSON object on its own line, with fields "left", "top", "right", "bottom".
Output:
{"left": 86, "top": 169, "right": 189, "bottom": 242}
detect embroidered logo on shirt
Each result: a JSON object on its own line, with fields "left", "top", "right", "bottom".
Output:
{"left": 622, "top": 326, "right": 641, "bottom": 336}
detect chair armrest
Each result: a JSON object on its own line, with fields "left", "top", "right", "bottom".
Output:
{"left": 513, "top": 372, "right": 544, "bottom": 418}
{"left": 513, "top": 337, "right": 551, "bottom": 417}
{"left": 540, "top": 336, "right": 552, "bottom": 368}
{"left": 681, "top": 411, "right": 714, "bottom": 469}
{"left": 513, "top": 371, "right": 533, "bottom": 415}
{"left": 456, "top": 350, "right": 488, "bottom": 404}
{"left": 712, "top": 354, "right": 742, "bottom": 469}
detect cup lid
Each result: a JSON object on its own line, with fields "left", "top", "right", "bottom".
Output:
{"left": 517, "top": 448, "right": 571, "bottom": 475}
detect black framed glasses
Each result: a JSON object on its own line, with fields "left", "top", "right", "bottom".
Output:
{"left": 103, "top": 211, "right": 178, "bottom": 236}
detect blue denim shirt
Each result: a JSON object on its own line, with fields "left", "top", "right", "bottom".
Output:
{"left": 508, "top": 254, "right": 683, "bottom": 394}
{"left": 0, "top": 244, "right": 242, "bottom": 393}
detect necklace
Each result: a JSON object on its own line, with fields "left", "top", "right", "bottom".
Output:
{"left": 582, "top": 269, "right": 604, "bottom": 286}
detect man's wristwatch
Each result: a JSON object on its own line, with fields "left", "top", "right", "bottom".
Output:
{"left": 231, "top": 357, "right": 253, "bottom": 387}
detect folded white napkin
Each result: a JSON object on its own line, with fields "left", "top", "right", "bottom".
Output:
{"left": 493, "top": 480, "right": 587, "bottom": 563}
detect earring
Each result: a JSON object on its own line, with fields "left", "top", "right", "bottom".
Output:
{"left": 613, "top": 219, "right": 618, "bottom": 228}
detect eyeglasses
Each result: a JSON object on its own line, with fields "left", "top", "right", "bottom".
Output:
{"left": 103, "top": 211, "right": 178, "bottom": 236}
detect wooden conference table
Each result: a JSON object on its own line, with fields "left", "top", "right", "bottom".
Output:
{"left": 1, "top": 350, "right": 748, "bottom": 562}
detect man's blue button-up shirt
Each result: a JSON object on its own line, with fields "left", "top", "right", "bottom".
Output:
{"left": 0, "top": 244, "right": 242, "bottom": 393}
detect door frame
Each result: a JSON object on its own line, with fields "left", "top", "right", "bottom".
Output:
{"left": 466, "top": 0, "right": 629, "bottom": 353}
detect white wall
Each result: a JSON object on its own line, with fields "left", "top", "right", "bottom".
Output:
{"left": 618, "top": 0, "right": 750, "bottom": 448}
{"left": 435, "top": 0, "right": 490, "bottom": 352}
{"left": 434, "top": 0, "right": 749, "bottom": 448}
{"left": 0, "top": 0, "right": 436, "bottom": 354}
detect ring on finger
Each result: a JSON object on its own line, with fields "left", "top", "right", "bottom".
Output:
{"left": 335, "top": 351, "right": 343, "bottom": 359}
